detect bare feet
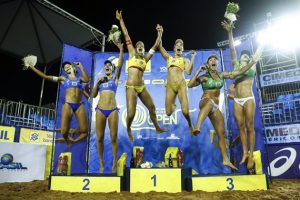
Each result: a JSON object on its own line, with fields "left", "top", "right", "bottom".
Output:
{"left": 247, "top": 155, "right": 254, "bottom": 170}
{"left": 240, "top": 153, "right": 249, "bottom": 164}
{"left": 192, "top": 129, "right": 200, "bottom": 136}
{"left": 99, "top": 160, "right": 104, "bottom": 173}
{"left": 127, "top": 128, "right": 134, "bottom": 142}
{"left": 112, "top": 160, "right": 117, "bottom": 173}
{"left": 223, "top": 160, "right": 238, "bottom": 171}
{"left": 156, "top": 127, "right": 168, "bottom": 133}
{"left": 55, "top": 137, "right": 72, "bottom": 148}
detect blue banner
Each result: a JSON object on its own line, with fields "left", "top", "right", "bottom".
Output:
{"left": 268, "top": 144, "right": 300, "bottom": 178}
{"left": 53, "top": 44, "right": 93, "bottom": 174}
{"left": 89, "top": 50, "right": 233, "bottom": 174}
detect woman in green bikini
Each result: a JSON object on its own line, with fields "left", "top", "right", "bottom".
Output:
{"left": 221, "top": 20, "right": 263, "bottom": 170}
{"left": 188, "top": 53, "right": 260, "bottom": 170}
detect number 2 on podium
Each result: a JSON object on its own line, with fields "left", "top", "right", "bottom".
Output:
{"left": 151, "top": 175, "right": 157, "bottom": 187}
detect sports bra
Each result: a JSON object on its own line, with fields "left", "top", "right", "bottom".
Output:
{"left": 99, "top": 78, "right": 117, "bottom": 93}
{"left": 201, "top": 72, "right": 224, "bottom": 90}
{"left": 127, "top": 56, "right": 147, "bottom": 71}
{"left": 234, "top": 63, "right": 256, "bottom": 83}
{"left": 63, "top": 77, "right": 83, "bottom": 90}
{"left": 167, "top": 56, "right": 185, "bottom": 71}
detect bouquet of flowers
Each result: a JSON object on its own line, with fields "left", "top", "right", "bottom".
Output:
{"left": 224, "top": 2, "right": 240, "bottom": 24}
{"left": 21, "top": 54, "right": 37, "bottom": 70}
{"left": 107, "top": 24, "right": 121, "bottom": 44}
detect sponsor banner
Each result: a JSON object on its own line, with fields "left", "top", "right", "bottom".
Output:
{"left": 0, "top": 126, "right": 15, "bottom": 142}
{"left": 19, "top": 128, "right": 54, "bottom": 178}
{"left": 264, "top": 124, "right": 300, "bottom": 144}
{"left": 19, "top": 128, "right": 53, "bottom": 144}
{"left": 268, "top": 144, "right": 300, "bottom": 178}
{"left": 0, "top": 142, "right": 46, "bottom": 182}
{"left": 260, "top": 68, "right": 300, "bottom": 87}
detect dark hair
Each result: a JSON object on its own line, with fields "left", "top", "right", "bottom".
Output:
{"left": 62, "top": 61, "right": 77, "bottom": 75}
{"left": 62, "top": 61, "right": 72, "bottom": 67}
{"left": 206, "top": 54, "right": 218, "bottom": 64}
{"left": 240, "top": 50, "right": 251, "bottom": 58}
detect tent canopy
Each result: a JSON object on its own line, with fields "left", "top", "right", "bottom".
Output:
{"left": 0, "top": 0, "right": 105, "bottom": 65}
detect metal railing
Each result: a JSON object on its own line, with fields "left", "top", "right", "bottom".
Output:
{"left": 0, "top": 99, "right": 56, "bottom": 130}
{"left": 260, "top": 97, "right": 300, "bottom": 126}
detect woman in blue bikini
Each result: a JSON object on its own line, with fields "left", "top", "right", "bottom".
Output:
{"left": 28, "top": 61, "right": 89, "bottom": 146}
{"left": 91, "top": 42, "right": 123, "bottom": 173}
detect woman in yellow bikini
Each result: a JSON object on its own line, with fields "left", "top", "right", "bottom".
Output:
{"left": 158, "top": 28, "right": 196, "bottom": 134}
{"left": 116, "top": 10, "right": 168, "bottom": 141}
{"left": 221, "top": 20, "right": 263, "bottom": 170}
{"left": 188, "top": 53, "right": 260, "bottom": 170}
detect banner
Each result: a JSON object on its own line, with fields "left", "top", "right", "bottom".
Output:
{"left": 19, "top": 128, "right": 53, "bottom": 144}
{"left": 260, "top": 68, "right": 300, "bottom": 87}
{"left": 19, "top": 128, "right": 53, "bottom": 178}
{"left": 0, "top": 142, "right": 46, "bottom": 182}
{"left": 264, "top": 124, "right": 300, "bottom": 144}
{"left": 268, "top": 144, "right": 300, "bottom": 178}
{"left": 89, "top": 49, "right": 231, "bottom": 174}
{"left": 0, "top": 125, "right": 15, "bottom": 142}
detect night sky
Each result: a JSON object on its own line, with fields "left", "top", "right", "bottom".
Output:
{"left": 1, "top": 0, "right": 299, "bottom": 106}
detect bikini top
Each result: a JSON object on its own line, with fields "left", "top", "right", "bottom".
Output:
{"left": 127, "top": 56, "right": 147, "bottom": 71}
{"left": 167, "top": 56, "right": 185, "bottom": 71}
{"left": 201, "top": 71, "right": 224, "bottom": 91}
{"left": 99, "top": 77, "right": 117, "bottom": 93}
{"left": 234, "top": 63, "right": 256, "bottom": 83}
{"left": 63, "top": 77, "right": 83, "bottom": 90}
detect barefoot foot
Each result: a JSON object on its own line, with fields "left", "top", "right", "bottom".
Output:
{"left": 127, "top": 128, "right": 134, "bottom": 142}
{"left": 100, "top": 160, "right": 104, "bottom": 174}
{"left": 112, "top": 160, "right": 117, "bottom": 173}
{"left": 192, "top": 129, "right": 200, "bottom": 136}
{"left": 156, "top": 127, "right": 168, "bottom": 133}
{"left": 240, "top": 153, "right": 249, "bottom": 164}
{"left": 247, "top": 155, "right": 254, "bottom": 170}
{"left": 223, "top": 161, "right": 238, "bottom": 171}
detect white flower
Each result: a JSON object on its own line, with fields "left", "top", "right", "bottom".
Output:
{"left": 22, "top": 55, "right": 37, "bottom": 70}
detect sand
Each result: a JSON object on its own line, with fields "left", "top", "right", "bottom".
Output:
{"left": 0, "top": 179, "right": 299, "bottom": 200}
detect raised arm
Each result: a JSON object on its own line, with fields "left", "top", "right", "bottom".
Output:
{"left": 222, "top": 59, "right": 257, "bottom": 79}
{"left": 116, "top": 10, "right": 135, "bottom": 58}
{"left": 221, "top": 20, "right": 238, "bottom": 68}
{"left": 145, "top": 24, "right": 162, "bottom": 62}
{"left": 187, "top": 65, "right": 206, "bottom": 88}
{"left": 184, "top": 50, "right": 196, "bottom": 75}
{"left": 114, "top": 43, "right": 124, "bottom": 82}
{"left": 158, "top": 26, "right": 169, "bottom": 61}
{"left": 76, "top": 62, "right": 89, "bottom": 82}
{"left": 29, "top": 65, "right": 64, "bottom": 83}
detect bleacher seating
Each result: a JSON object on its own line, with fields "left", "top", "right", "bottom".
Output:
{"left": 0, "top": 99, "right": 56, "bottom": 131}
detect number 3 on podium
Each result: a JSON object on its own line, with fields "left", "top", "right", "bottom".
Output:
{"left": 226, "top": 177, "right": 234, "bottom": 190}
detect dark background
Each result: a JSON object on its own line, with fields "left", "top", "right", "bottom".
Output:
{"left": 1, "top": 0, "right": 299, "bottom": 106}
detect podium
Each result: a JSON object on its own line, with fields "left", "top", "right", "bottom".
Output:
{"left": 190, "top": 174, "right": 268, "bottom": 192}
{"left": 49, "top": 175, "right": 124, "bottom": 193}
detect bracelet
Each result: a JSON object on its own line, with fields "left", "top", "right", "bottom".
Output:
{"left": 126, "top": 40, "right": 132, "bottom": 45}
{"left": 149, "top": 49, "right": 155, "bottom": 55}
